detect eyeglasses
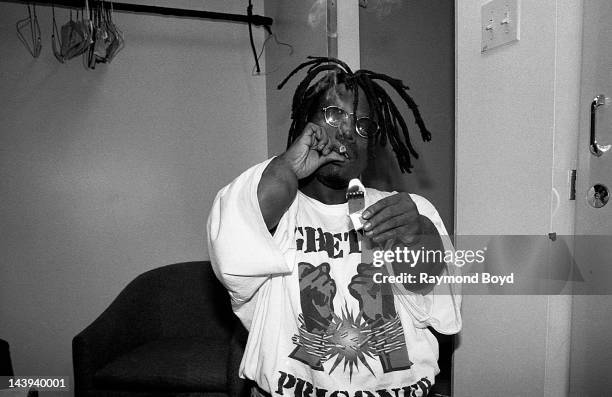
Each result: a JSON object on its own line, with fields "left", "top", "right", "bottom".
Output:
{"left": 322, "top": 106, "right": 379, "bottom": 139}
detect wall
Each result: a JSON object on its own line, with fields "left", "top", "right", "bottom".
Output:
{"left": 359, "top": 0, "right": 455, "bottom": 231}
{"left": 263, "top": 0, "right": 328, "bottom": 157}
{"left": 264, "top": 0, "right": 454, "bottom": 230}
{"left": 454, "top": 0, "right": 581, "bottom": 396}
{"left": 0, "top": 0, "right": 267, "bottom": 392}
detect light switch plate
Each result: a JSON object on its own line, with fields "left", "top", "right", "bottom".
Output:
{"left": 481, "top": 0, "right": 520, "bottom": 53}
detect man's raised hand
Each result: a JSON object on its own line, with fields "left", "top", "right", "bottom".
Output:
{"left": 279, "top": 122, "right": 346, "bottom": 180}
{"left": 257, "top": 123, "right": 344, "bottom": 230}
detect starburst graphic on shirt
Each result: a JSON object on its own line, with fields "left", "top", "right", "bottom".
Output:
{"left": 291, "top": 305, "right": 409, "bottom": 380}
{"left": 325, "top": 305, "right": 376, "bottom": 379}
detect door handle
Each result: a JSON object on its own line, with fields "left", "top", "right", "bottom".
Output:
{"left": 590, "top": 94, "right": 612, "bottom": 156}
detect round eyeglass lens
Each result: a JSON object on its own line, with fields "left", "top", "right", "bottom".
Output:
{"left": 325, "top": 107, "right": 347, "bottom": 126}
{"left": 356, "top": 118, "right": 378, "bottom": 138}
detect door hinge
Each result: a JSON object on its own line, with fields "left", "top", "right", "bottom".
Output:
{"left": 569, "top": 169, "right": 577, "bottom": 200}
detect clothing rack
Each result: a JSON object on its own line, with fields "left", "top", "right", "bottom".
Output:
{"left": 2, "top": 0, "right": 273, "bottom": 27}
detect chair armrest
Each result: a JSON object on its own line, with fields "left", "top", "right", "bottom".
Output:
{"left": 227, "top": 322, "right": 249, "bottom": 397}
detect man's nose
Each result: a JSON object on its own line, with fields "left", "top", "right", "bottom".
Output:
{"left": 335, "top": 117, "right": 356, "bottom": 141}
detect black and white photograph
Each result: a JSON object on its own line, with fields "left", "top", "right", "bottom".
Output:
{"left": 1, "top": 1, "right": 610, "bottom": 396}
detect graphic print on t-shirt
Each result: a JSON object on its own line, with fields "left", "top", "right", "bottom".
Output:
{"left": 289, "top": 226, "right": 413, "bottom": 379}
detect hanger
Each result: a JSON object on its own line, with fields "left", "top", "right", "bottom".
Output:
{"left": 51, "top": 2, "right": 65, "bottom": 63}
{"left": 58, "top": 6, "right": 92, "bottom": 61}
{"left": 104, "top": 1, "right": 125, "bottom": 63}
{"left": 84, "top": 0, "right": 100, "bottom": 69}
{"left": 106, "top": 2, "right": 125, "bottom": 63}
{"left": 85, "top": 0, "right": 99, "bottom": 68}
{"left": 16, "top": 4, "right": 42, "bottom": 58}
{"left": 84, "top": 0, "right": 124, "bottom": 68}
{"left": 251, "top": 25, "right": 294, "bottom": 76}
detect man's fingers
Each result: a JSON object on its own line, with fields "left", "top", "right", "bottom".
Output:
{"left": 315, "top": 126, "right": 329, "bottom": 152}
{"left": 304, "top": 123, "right": 335, "bottom": 154}
{"left": 365, "top": 213, "right": 413, "bottom": 237}
{"left": 319, "top": 151, "right": 346, "bottom": 164}
{"left": 362, "top": 194, "right": 401, "bottom": 219}
{"left": 311, "top": 125, "right": 325, "bottom": 150}
{"left": 363, "top": 206, "right": 399, "bottom": 232}
{"left": 372, "top": 228, "right": 406, "bottom": 245}
{"left": 300, "top": 122, "right": 324, "bottom": 148}
{"left": 320, "top": 134, "right": 334, "bottom": 155}
{"left": 362, "top": 193, "right": 415, "bottom": 220}
{"left": 302, "top": 122, "right": 318, "bottom": 138}
{"left": 371, "top": 226, "right": 421, "bottom": 246}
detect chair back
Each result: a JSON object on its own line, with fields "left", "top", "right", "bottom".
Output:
{"left": 130, "top": 261, "right": 236, "bottom": 340}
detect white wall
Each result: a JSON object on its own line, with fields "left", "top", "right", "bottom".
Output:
{"left": 0, "top": 0, "right": 267, "bottom": 391}
{"left": 454, "top": 0, "right": 581, "bottom": 396}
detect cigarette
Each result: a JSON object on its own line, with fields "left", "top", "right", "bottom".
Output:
{"left": 336, "top": 144, "right": 349, "bottom": 158}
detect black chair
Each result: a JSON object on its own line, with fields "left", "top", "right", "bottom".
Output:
{"left": 1, "top": 339, "right": 38, "bottom": 396}
{"left": 0, "top": 339, "right": 14, "bottom": 379}
{"left": 72, "top": 261, "right": 248, "bottom": 397}
{"left": 1, "top": 338, "right": 15, "bottom": 390}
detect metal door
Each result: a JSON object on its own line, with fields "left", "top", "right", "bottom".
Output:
{"left": 570, "top": 0, "right": 612, "bottom": 395}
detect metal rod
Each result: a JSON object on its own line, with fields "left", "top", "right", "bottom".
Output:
{"left": 1, "top": 0, "right": 273, "bottom": 27}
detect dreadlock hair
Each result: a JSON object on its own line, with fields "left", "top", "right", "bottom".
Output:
{"left": 277, "top": 56, "right": 432, "bottom": 173}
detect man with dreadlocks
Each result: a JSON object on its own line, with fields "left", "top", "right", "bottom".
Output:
{"left": 207, "top": 57, "right": 461, "bottom": 397}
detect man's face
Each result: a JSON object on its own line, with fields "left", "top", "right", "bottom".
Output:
{"left": 310, "top": 84, "right": 371, "bottom": 188}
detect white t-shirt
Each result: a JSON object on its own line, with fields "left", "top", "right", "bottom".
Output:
{"left": 207, "top": 158, "right": 461, "bottom": 397}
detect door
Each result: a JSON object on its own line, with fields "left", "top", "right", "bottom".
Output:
{"left": 570, "top": 0, "right": 612, "bottom": 394}
{"left": 358, "top": 0, "right": 455, "bottom": 232}
{"left": 358, "top": 2, "right": 455, "bottom": 396}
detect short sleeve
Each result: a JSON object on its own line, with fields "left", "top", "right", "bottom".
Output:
{"left": 390, "top": 194, "right": 462, "bottom": 334}
{"left": 206, "top": 158, "right": 298, "bottom": 311}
